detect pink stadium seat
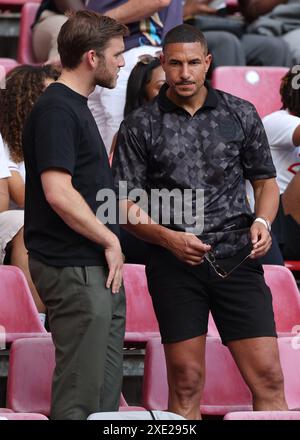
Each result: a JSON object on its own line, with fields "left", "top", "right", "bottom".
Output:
{"left": 0, "top": 412, "right": 48, "bottom": 420}
{"left": 17, "top": 2, "right": 40, "bottom": 64}
{"left": 123, "top": 264, "right": 160, "bottom": 344}
{"left": 0, "top": 58, "right": 18, "bottom": 73}
{"left": 224, "top": 411, "right": 300, "bottom": 420}
{"left": 143, "top": 336, "right": 300, "bottom": 416}
{"left": 6, "top": 337, "right": 144, "bottom": 416}
{"left": 0, "top": 266, "right": 48, "bottom": 344}
{"left": 0, "top": 0, "right": 40, "bottom": 11}
{"left": 207, "top": 265, "right": 300, "bottom": 337}
{"left": 212, "top": 66, "right": 289, "bottom": 118}
{"left": 285, "top": 260, "right": 300, "bottom": 273}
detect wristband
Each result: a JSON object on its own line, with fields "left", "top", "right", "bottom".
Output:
{"left": 254, "top": 217, "right": 271, "bottom": 232}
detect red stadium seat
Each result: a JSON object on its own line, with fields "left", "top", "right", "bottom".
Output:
{"left": 0, "top": 58, "right": 18, "bottom": 73}
{"left": 285, "top": 260, "right": 300, "bottom": 273}
{"left": 6, "top": 337, "right": 143, "bottom": 415}
{"left": 211, "top": 66, "right": 289, "bottom": 118}
{"left": 0, "top": 0, "right": 40, "bottom": 12}
{"left": 224, "top": 410, "right": 300, "bottom": 420}
{"left": 142, "top": 336, "right": 300, "bottom": 416}
{"left": 207, "top": 265, "right": 300, "bottom": 337}
{"left": 123, "top": 264, "right": 160, "bottom": 344}
{"left": 17, "top": 2, "right": 40, "bottom": 64}
{"left": 0, "top": 266, "right": 48, "bottom": 344}
{"left": 0, "top": 412, "right": 48, "bottom": 420}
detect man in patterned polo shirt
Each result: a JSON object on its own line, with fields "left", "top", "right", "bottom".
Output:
{"left": 112, "top": 24, "right": 288, "bottom": 419}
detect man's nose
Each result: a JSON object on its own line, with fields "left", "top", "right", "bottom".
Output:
{"left": 180, "top": 64, "right": 190, "bottom": 79}
{"left": 119, "top": 54, "right": 125, "bottom": 68}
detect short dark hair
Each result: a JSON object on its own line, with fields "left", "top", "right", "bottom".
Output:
{"left": 280, "top": 68, "right": 300, "bottom": 117}
{"left": 57, "top": 10, "right": 129, "bottom": 69}
{"left": 162, "top": 24, "right": 208, "bottom": 55}
{"left": 124, "top": 57, "right": 161, "bottom": 117}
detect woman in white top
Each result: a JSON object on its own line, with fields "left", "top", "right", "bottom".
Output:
{"left": 0, "top": 65, "right": 59, "bottom": 316}
{"left": 262, "top": 68, "right": 300, "bottom": 260}
{"left": 0, "top": 65, "right": 58, "bottom": 209}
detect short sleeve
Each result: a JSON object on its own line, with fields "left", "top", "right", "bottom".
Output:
{"left": 112, "top": 120, "right": 148, "bottom": 200}
{"left": 34, "top": 107, "right": 79, "bottom": 176}
{"left": 241, "top": 105, "right": 276, "bottom": 181}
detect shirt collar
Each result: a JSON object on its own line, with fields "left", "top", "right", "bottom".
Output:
{"left": 158, "top": 81, "right": 218, "bottom": 114}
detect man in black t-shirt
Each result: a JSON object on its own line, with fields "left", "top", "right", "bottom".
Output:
{"left": 23, "top": 11, "right": 128, "bottom": 420}
{"left": 113, "top": 24, "right": 288, "bottom": 419}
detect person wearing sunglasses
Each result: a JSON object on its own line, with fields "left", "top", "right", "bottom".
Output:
{"left": 113, "top": 24, "right": 288, "bottom": 419}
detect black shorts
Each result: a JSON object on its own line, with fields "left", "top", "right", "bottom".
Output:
{"left": 146, "top": 244, "right": 277, "bottom": 345}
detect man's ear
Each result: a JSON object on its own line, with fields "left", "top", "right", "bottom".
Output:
{"left": 205, "top": 53, "right": 212, "bottom": 73}
{"left": 86, "top": 49, "right": 98, "bottom": 68}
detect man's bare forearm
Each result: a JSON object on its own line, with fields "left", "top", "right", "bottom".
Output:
{"left": 252, "top": 178, "right": 279, "bottom": 223}
{"left": 239, "top": 0, "right": 288, "bottom": 22}
{"left": 104, "top": 0, "right": 171, "bottom": 24}
{"left": 119, "top": 199, "right": 173, "bottom": 247}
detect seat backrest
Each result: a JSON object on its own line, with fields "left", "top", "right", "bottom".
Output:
{"left": 17, "top": 2, "right": 40, "bottom": 64}
{"left": 6, "top": 337, "right": 54, "bottom": 415}
{"left": 0, "top": 266, "right": 46, "bottom": 341}
{"left": 123, "top": 264, "right": 159, "bottom": 339}
{"left": 6, "top": 337, "right": 131, "bottom": 415}
{"left": 142, "top": 337, "right": 252, "bottom": 415}
{"left": 224, "top": 410, "right": 300, "bottom": 420}
{"left": 0, "top": 412, "right": 48, "bottom": 420}
{"left": 143, "top": 336, "right": 300, "bottom": 415}
{"left": 208, "top": 265, "right": 300, "bottom": 337}
{"left": 0, "top": 58, "right": 18, "bottom": 73}
{"left": 263, "top": 265, "right": 300, "bottom": 334}
{"left": 211, "top": 66, "right": 289, "bottom": 118}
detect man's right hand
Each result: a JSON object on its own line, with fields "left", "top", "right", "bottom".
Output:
{"left": 163, "top": 231, "right": 211, "bottom": 266}
{"left": 104, "top": 237, "right": 124, "bottom": 294}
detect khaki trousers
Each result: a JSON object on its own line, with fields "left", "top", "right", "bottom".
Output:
{"left": 29, "top": 258, "right": 126, "bottom": 420}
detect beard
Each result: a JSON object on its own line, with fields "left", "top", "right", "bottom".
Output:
{"left": 94, "top": 58, "right": 118, "bottom": 89}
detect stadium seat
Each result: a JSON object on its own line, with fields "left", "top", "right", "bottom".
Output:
{"left": 123, "top": 264, "right": 160, "bottom": 345}
{"left": 0, "top": 266, "right": 48, "bottom": 344}
{"left": 0, "top": 412, "right": 48, "bottom": 420}
{"left": 285, "top": 260, "right": 300, "bottom": 273}
{"left": 224, "top": 411, "right": 300, "bottom": 420}
{"left": 211, "top": 66, "right": 289, "bottom": 118}
{"left": 207, "top": 265, "right": 300, "bottom": 337}
{"left": 6, "top": 337, "right": 144, "bottom": 415}
{"left": 0, "top": 0, "right": 40, "bottom": 12}
{"left": 142, "top": 336, "right": 300, "bottom": 416}
{"left": 17, "top": 2, "right": 40, "bottom": 64}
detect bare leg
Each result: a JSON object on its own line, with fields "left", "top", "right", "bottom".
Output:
{"left": 228, "top": 337, "right": 288, "bottom": 410}
{"left": 10, "top": 227, "right": 45, "bottom": 313}
{"left": 164, "top": 335, "right": 206, "bottom": 420}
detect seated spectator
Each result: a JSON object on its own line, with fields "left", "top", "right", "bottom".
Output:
{"left": 0, "top": 135, "right": 41, "bottom": 313}
{"left": 32, "top": 0, "right": 84, "bottom": 63}
{"left": 183, "top": 0, "right": 292, "bottom": 69}
{"left": 114, "top": 54, "right": 166, "bottom": 264}
{"left": 262, "top": 68, "right": 300, "bottom": 259}
{"left": 0, "top": 65, "right": 59, "bottom": 209}
{"left": 242, "top": 0, "right": 300, "bottom": 64}
{"left": 0, "top": 65, "right": 59, "bottom": 318}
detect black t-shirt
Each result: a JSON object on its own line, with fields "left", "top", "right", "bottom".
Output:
{"left": 23, "top": 83, "right": 119, "bottom": 267}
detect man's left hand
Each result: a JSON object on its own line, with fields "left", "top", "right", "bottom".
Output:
{"left": 250, "top": 222, "right": 272, "bottom": 258}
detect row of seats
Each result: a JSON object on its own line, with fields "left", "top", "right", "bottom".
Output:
{"left": 1, "top": 264, "right": 300, "bottom": 346}
{"left": 1, "top": 335, "right": 300, "bottom": 418}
